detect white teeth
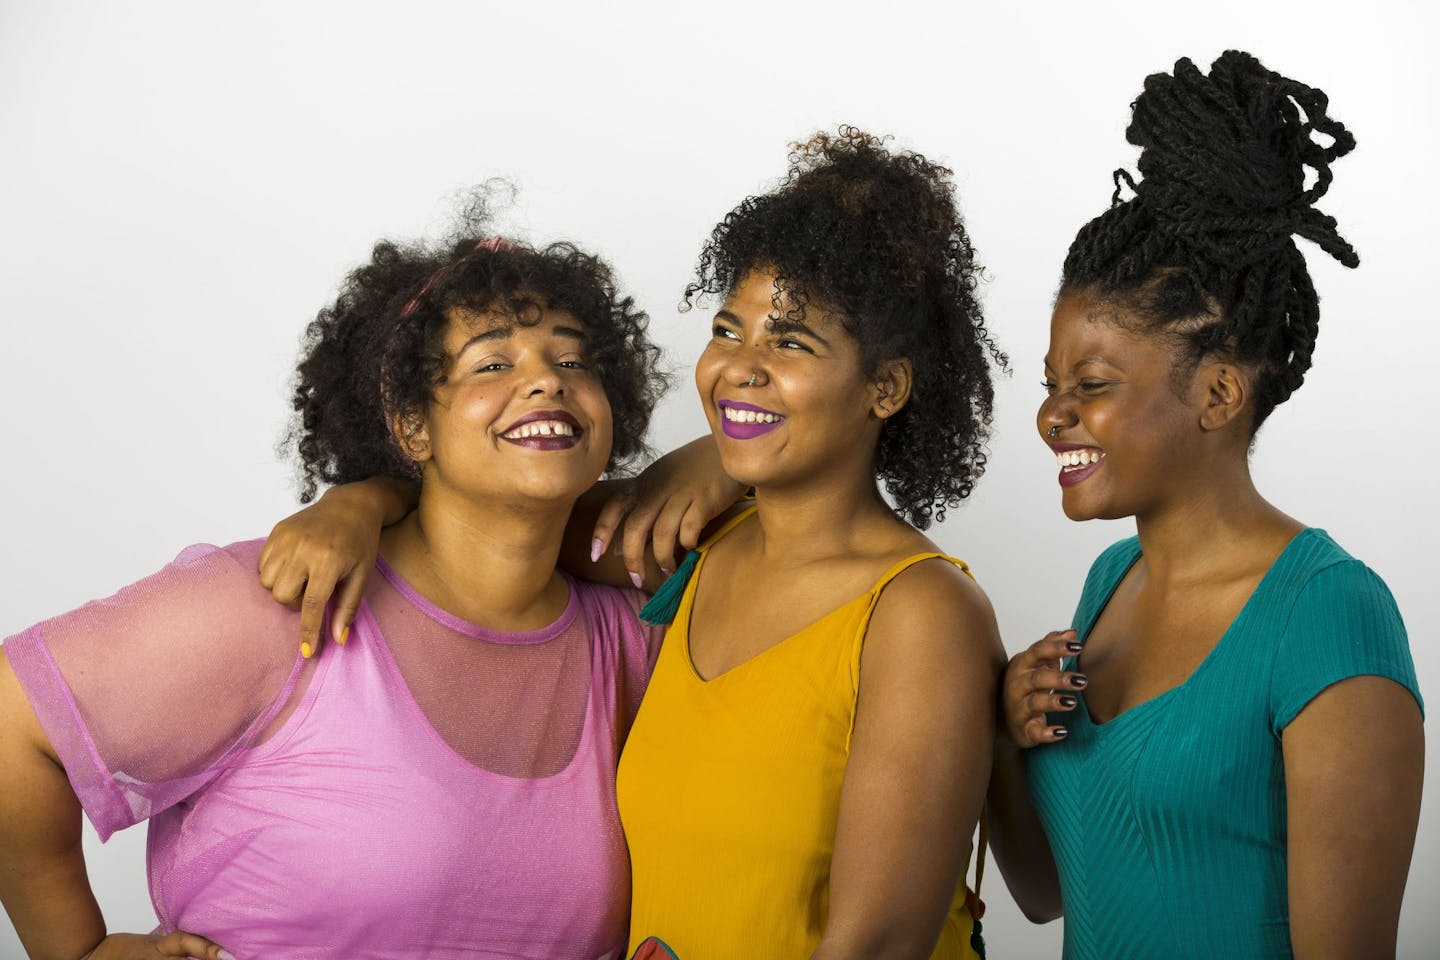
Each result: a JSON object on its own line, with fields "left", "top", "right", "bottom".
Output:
{"left": 1056, "top": 448, "right": 1103, "bottom": 470}
{"left": 504, "top": 420, "right": 575, "bottom": 439}
{"left": 723, "top": 406, "right": 781, "bottom": 424}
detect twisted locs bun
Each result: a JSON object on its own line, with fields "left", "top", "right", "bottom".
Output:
{"left": 1063, "top": 50, "right": 1359, "bottom": 430}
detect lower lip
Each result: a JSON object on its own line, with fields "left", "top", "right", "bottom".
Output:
{"left": 502, "top": 435, "right": 581, "bottom": 451}
{"left": 1057, "top": 459, "right": 1103, "bottom": 487}
{"left": 720, "top": 416, "right": 783, "bottom": 440}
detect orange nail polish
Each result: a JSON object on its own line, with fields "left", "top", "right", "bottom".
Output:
{"left": 301, "top": 641, "right": 313, "bottom": 660}
{"left": 338, "top": 626, "right": 350, "bottom": 647}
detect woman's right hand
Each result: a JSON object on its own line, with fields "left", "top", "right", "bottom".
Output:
{"left": 258, "top": 479, "right": 416, "bottom": 658}
{"left": 80, "top": 931, "right": 233, "bottom": 960}
{"left": 1002, "top": 629, "right": 1087, "bottom": 747}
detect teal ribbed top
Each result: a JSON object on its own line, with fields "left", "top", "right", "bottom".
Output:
{"left": 1026, "top": 529, "right": 1422, "bottom": 959}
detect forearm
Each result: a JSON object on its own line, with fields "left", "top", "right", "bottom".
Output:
{"left": 320, "top": 476, "right": 418, "bottom": 526}
{"left": 0, "top": 658, "right": 105, "bottom": 959}
{"left": 985, "top": 735, "right": 1062, "bottom": 923}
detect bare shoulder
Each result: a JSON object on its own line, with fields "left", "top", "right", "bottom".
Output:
{"left": 866, "top": 552, "right": 1003, "bottom": 668}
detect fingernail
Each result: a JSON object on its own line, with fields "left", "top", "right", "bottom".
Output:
{"left": 1065, "top": 642, "right": 1083, "bottom": 654}
{"left": 1058, "top": 695, "right": 1078, "bottom": 709}
{"left": 337, "top": 626, "right": 349, "bottom": 647}
{"left": 1053, "top": 727, "right": 1069, "bottom": 738}
{"left": 1070, "top": 674, "right": 1088, "bottom": 688}
{"left": 590, "top": 538, "right": 603, "bottom": 563}
{"left": 660, "top": 566, "right": 674, "bottom": 577}
{"left": 219, "top": 950, "right": 237, "bottom": 960}
{"left": 629, "top": 571, "right": 644, "bottom": 588}
{"left": 300, "top": 641, "right": 313, "bottom": 660}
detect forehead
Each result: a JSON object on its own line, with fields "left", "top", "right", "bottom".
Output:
{"left": 1046, "top": 292, "right": 1172, "bottom": 369}
{"left": 722, "top": 271, "right": 848, "bottom": 335}
{"left": 442, "top": 304, "right": 585, "bottom": 346}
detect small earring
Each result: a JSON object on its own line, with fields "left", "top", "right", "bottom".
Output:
{"left": 747, "top": 372, "right": 758, "bottom": 387}
{"left": 1048, "top": 425, "right": 1061, "bottom": 438}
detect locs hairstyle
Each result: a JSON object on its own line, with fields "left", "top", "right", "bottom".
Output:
{"left": 1062, "top": 50, "right": 1359, "bottom": 432}
{"left": 685, "top": 126, "right": 1007, "bottom": 528}
{"left": 286, "top": 200, "right": 665, "bottom": 502}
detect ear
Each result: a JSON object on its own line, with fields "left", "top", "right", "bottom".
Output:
{"left": 871, "top": 357, "right": 914, "bottom": 420}
{"left": 391, "top": 408, "right": 433, "bottom": 462}
{"left": 1196, "top": 362, "right": 1248, "bottom": 432}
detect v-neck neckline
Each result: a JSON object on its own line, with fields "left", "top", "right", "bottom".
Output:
{"left": 1075, "top": 528, "right": 1317, "bottom": 729}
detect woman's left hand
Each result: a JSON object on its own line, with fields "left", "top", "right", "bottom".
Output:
{"left": 591, "top": 437, "right": 747, "bottom": 589}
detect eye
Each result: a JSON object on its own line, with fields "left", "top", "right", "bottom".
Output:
{"left": 1041, "top": 379, "right": 1057, "bottom": 393}
{"left": 1077, "top": 379, "right": 1110, "bottom": 392}
{"left": 712, "top": 324, "right": 741, "bottom": 341}
{"left": 775, "top": 336, "right": 813, "bottom": 353}
{"left": 476, "top": 361, "right": 511, "bottom": 373}
{"left": 558, "top": 358, "right": 591, "bottom": 370}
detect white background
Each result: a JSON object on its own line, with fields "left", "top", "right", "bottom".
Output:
{"left": 2, "top": 1, "right": 1436, "bottom": 956}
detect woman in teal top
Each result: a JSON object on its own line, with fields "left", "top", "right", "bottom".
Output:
{"left": 993, "top": 52, "right": 1425, "bottom": 958}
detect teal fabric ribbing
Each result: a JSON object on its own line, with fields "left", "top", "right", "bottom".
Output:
{"left": 1026, "top": 529, "right": 1423, "bottom": 959}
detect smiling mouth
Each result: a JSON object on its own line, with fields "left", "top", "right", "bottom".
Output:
{"left": 500, "top": 412, "right": 583, "bottom": 451}
{"left": 1053, "top": 446, "right": 1105, "bottom": 487}
{"left": 718, "top": 401, "right": 784, "bottom": 440}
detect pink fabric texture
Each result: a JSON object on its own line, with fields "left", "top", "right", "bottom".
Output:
{"left": 5, "top": 539, "right": 660, "bottom": 959}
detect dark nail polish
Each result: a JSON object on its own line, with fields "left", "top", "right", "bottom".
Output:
{"left": 1065, "top": 642, "right": 1083, "bottom": 654}
{"left": 1053, "top": 727, "right": 1069, "bottom": 738}
{"left": 1070, "top": 675, "right": 1088, "bottom": 688}
{"left": 1058, "top": 695, "right": 1078, "bottom": 709}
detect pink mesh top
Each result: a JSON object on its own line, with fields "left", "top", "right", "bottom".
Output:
{"left": 4, "top": 539, "right": 661, "bottom": 959}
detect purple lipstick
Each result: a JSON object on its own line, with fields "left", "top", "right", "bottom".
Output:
{"left": 718, "top": 400, "right": 785, "bottom": 440}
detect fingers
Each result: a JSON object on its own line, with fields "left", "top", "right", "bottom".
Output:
{"left": 152, "top": 930, "right": 233, "bottom": 959}
{"left": 1003, "top": 629, "right": 1087, "bottom": 748}
{"left": 619, "top": 498, "right": 666, "bottom": 588}
{"left": 330, "top": 571, "right": 366, "bottom": 647}
{"left": 649, "top": 497, "right": 693, "bottom": 575}
{"left": 297, "top": 568, "right": 341, "bottom": 660}
{"left": 591, "top": 488, "right": 636, "bottom": 564}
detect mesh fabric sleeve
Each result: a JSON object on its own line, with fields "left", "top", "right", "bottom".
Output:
{"left": 3, "top": 539, "right": 304, "bottom": 840}
{"left": 1269, "top": 559, "right": 1423, "bottom": 734}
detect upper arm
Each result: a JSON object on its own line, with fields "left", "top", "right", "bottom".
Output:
{"left": 1283, "top": 675, "right": 1423, "bottom": 959}
{"left": 821, "top": 561, "right": 1004, "bottom": 958}
{"left": 5, "top": 541, "right": 302, "bottom": 838}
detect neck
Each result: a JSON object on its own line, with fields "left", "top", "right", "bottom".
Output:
{"left": 381, "top": 486, "right": 572, "bottom": 628}
{"left": 747, "top": 459, "right": 900, "bottom": 567}
{"left": 1133, "top": 452, "right": 1299, "bottom": 585}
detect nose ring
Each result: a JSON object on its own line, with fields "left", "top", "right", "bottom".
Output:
{"left": 747, "top": 372, "right": 758, "bottom": 387}
{"left": 1048, "top": 425, "right": 1061, "bottom": 438}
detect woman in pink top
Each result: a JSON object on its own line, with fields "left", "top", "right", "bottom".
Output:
{"left": 0, "top": 209, "right": 667, "bottom": 959}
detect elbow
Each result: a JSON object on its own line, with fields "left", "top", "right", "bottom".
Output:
{"left": 1017, "top": 899, "right": 1064, "bottom": 925}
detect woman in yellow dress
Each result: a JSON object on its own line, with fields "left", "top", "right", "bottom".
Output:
{"left": 262, "top": 128, "right": 1006, "bottom": 959}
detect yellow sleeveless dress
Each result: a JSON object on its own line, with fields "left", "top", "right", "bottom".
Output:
{"left": 617, "top": 508, "right": 981, "bottom": 959}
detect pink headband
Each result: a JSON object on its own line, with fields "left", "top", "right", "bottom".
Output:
{"left": 398, "top": 236, "right": 516, "bottom": 318}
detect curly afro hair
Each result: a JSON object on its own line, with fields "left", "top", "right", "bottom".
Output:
{"left": 1062, "top": 50, "right": 1359, "bottom": 432}
{"left": 684, "top": 126, "right": 1006, "bottom": 528}
{"left": 286, "top": 203, "right": 666, "bottom": 502}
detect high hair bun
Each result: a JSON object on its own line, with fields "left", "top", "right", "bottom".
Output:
{"left": 1125, "top": 49, "right": 1358, "bottom": 271}
{"left": 1062, "top": 50, "right": 1360, "bottom": 433}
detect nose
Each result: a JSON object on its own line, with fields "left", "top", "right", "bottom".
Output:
{"left": 722, "top": 343, "right": 768, "bottom": 388}
{"left": 518, "top": 355, "right": 566, "bottom": 398}
{"left": 1038, "top": 390, "right": 1074, "bottom": 440}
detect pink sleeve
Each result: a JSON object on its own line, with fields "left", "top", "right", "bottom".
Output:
{"left": 3, "top": 539, "right": 304, "bottom": 841}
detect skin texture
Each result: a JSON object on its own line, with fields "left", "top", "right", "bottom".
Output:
{"left": 996, "top": 289, "right": 1425, "bottom": 952}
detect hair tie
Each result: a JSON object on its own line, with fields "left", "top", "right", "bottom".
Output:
{"left": 399, "top": 236, "right": 515, "bottom": 318}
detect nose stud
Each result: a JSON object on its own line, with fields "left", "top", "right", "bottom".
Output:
{"left": 1048, "top": 425, "right": 1061, "bottom": 438}
{"left": 747, "top": 372, "right": 758, "bottom": 387}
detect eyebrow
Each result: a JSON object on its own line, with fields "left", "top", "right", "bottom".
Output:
{"left": 457, "top": 323, "right": 588, "bottom": 355}
{"left": 714, "top": 309, "right": 832, "bottom": 348}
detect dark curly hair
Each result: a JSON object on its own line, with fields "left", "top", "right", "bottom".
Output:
{"left": 1062, "top": 50, "right": 1359, "bottom": 432}
{"left": 683, "top": 126, "right": 1006, "bottom": 528}
{"left": 286, "top": 201, "right": 666, "bottom": 502}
